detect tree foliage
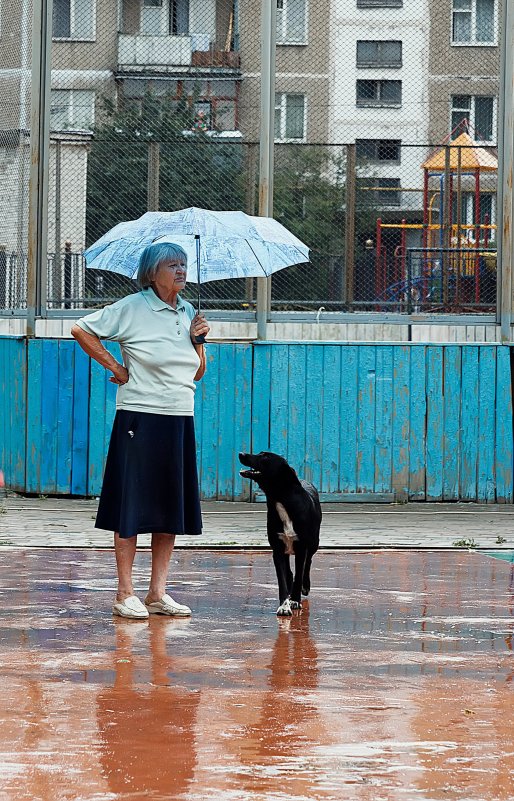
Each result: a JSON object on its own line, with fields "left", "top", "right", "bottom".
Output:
{"left": 86, "top": 93, "right": 378, "bottom": 305}
{"left": 86, "top": 92, "right": 245, "bottom": 246}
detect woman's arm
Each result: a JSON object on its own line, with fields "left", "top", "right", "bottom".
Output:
{"left": 190, "top": 314, "right": 210, "bottom": 381}
{"left": 71, "top": 325, "right": 128, "bottom": 385}
{"left": 193, "top": 344, "right": 207, "bottom": 381}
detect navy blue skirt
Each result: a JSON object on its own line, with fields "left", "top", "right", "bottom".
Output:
{"left": 96, "top": 410, "right": 202, "bottom": 539}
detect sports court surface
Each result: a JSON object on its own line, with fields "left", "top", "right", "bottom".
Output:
{"left": 0, "top": 548, "right": 512, "bottom": 801}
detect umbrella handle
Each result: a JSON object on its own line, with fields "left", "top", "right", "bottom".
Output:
{"left": 193, "top": 234, "right": 205, "bottom": 344}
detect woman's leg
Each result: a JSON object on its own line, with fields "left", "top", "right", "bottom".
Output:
{"left": 145, "top": 533, "right": 176, "bottom": 603}
{"left": 114, "top": 532, "right": 137, "bottom": 601}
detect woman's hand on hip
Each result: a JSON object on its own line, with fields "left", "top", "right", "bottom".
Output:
{"left": 190, "top": 313, "right": 210, "bottom": 342}
{"left": 109, "top": 363, "right": 129, "bottom": 385}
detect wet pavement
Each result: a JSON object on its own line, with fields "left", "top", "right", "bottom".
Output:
{"left": 0, "top": 548, "right": 513, "bottom": 800}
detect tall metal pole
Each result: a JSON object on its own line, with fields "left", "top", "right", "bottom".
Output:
{"left": 498, "top": 0, "right": 514, "bottom": 342}
{"left": 27, "top": 0, "right": 53, "bottom": 336}
{"left": 147, "top": 141, "right": 160, "bottom": 212}
{"left": 54, "top": 138, "right": 61, "bottom": 307}
{"left": 344, "top": 144, "right": 356, "bottom": 307}
{"left": 257, "top": 0, "right": 276, "bottom": 340}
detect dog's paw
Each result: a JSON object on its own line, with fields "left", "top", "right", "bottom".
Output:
{"left": 276, "top": 599, "right": 293, "bottom": 617}
{"left": 301, "top": 585, "right": 310, "bottom": 596}
{"left": 290, "top": 599, "right": 302, "bottom": 610}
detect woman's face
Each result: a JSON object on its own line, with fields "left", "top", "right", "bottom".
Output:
{"left": 153, "top": 258, "right": 187, "bottom": 296}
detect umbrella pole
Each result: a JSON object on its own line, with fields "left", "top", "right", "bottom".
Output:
{"left": 196, "top": 234, "right": 201, "bottom": 314}
{"left": 194, "top": 234, "right": 206, "bottom": 344}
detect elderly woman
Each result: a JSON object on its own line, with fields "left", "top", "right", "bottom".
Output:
{"left": 71, "top": 242, "right": 209, "bottom": 620}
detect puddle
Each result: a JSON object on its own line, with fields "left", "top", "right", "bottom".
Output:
{"left": 0, "top": 550, "right": 513, "bottom": 800}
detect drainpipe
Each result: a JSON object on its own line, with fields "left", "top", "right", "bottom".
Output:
{"left": 27, "top": 0, "right": 53, "bottom": 336}
{"left": 256, "top": 0, "right": 276, "bottom": 340}
{"left": 498, "top": 0, "right": 514, "bottom": 343}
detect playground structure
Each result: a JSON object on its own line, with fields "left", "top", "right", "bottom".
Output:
{"left": 374, "top": 133, "right": 498, "bottom": 311}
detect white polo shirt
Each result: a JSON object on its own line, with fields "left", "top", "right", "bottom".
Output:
{"left": 76, "top": 288, "right": 200, "bottom": 416}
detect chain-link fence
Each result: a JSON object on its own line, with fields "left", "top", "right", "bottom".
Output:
{"left": 0, "top": 2, "right": 32, "bottom": 311}
{"left": 0, "top": 0, "right": 504, "bottom": 316}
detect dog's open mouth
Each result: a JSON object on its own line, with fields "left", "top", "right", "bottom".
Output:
{"left": 239, "top": 469, "right": 261, "bottom": 479}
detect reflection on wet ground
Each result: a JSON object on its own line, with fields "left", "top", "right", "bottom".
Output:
{"left": 0, "top": 550, "right": 512, "bottom": 800}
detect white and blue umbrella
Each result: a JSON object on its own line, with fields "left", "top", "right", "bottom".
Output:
{"left": 84, "top": 207, "right": 310, "bottom": 309}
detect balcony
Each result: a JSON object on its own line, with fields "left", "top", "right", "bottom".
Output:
{"left": 117, "top": 34, "right": 241, "bottom": 72}
{"left": 118, "top": 34, "right": 192, "bottom": 70}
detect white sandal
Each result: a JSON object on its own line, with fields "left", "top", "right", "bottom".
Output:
{"left": 113, "top": 595, "right": 149, "bottom": 619}
{"left": 145, "top": 593, "right": 192, "bottom": 617}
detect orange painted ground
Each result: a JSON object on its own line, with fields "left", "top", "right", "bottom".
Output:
{"left": 0, "top": 549, "right": 512, "bottom": 800}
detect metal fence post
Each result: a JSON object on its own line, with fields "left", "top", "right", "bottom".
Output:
{"left": 245, "top": 142, "right": 258, "bottom": 303}
{"left": 0, "top": 245, "right": 6, "bottom": 309}
{"left": 257, "top": 0, "right": 276, "bottom": 340}
{"left": 27, "top": 0, "right": 52, "bottom": 336}
{"left": 498, "top": 0, "right": 514, "bottom": 342}
{"left": 147, "top": 141, "right": 160, "bottom": 212}
{"left": 64, "top": 240, "right": 72, "bottom": 309}
{"left": 345, "top": 144, "right": 356, "bottom": 307}
{"left": 52, "top": 137, "right": 62, "bottom": 310}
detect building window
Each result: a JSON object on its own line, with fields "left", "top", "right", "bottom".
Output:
{"left": 359, "top": 177, "right": 401, "bottom": 206}
{"left": 451, "top": 95, "right": 495, "bottom": 143}
{"left": 50, "top": 90, "right": 95, "bottom": 131}
{"left": 356, "top": 41, "right": 402, "bottom": 68}
{"left": 276, "top": 0, "right": 307, "bottom": 45}
{"left": 274, "top": 93, "right": 305, "bottom": 140}
{"left": 356, "top": 80, "right": 401, "bottom": 107}
{"left": 357, "top": 0, "right": 403, "bottom": 6}
{"left": 356, "top": 139, "right": 401, "bottom": 163}
{"left": 452, "top": 0, "right": 496, "bottom": 45}
{"left": 52, "top": 0, "right": 95, "bottom": 40}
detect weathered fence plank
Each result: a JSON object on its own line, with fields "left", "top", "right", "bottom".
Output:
{"left": 375, "top": 345, "right": 393, "bottom": 494}
{"left": 0, "top": 338, "right": 26, "bottom": 491}
{"left": 460, "top": 347, "right": 480, "bottom": 500}
{"left": 320, "top": 346, "right": 340, "bottom": 494}
{"left": 71, "top": 345, "right": 90, "bottom": 495}
{"left": 442, "top": 346, "right": 461, "bottom": 501}
{"left": 408, "top": 346, "right": 426, "bottom": 499}
{"left": 495, "top": 346, "right": 514, "bottom": 503}
{"left": 1, "top": 338, "right": 512, "bottom": 503}
{"left": 477, "top": 347, "right": 497, "bottom": 502}
{"left": 26, "top": 340, "right": 43, "bottom": 493}
{"left": 392, "top": 345, "right": 410, "bottom": 499}
{"left": 426, "top": 347, "right": 444, "bottom": 501}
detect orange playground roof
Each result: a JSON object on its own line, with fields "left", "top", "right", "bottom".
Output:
{"left": 422, "top": 132, "right": 498, "bottom": 172}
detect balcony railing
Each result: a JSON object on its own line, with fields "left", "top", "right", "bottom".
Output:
{"left": 117, "top": 34, "right": 241, "bottom": 71}
{"left": 118, "top": 34, "right": 192, "bottom": 68}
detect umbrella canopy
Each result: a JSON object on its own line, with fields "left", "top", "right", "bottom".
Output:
{"left": 83, "top": 207, "right": 310, "bottom": 284}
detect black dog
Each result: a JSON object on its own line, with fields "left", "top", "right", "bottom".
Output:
{"left": 239, "top": 451, "right": 322, "bottom": 616}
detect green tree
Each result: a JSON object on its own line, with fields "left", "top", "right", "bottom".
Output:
{"left": 86, "top": 91, "right": 245, "bottom": 247}
{"left": 272, "top": 145, "right": 378, "bottom": 306}
{"left": 86, "top": 96, "right": 379, "bottom": 307}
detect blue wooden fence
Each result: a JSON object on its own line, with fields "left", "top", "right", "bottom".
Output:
{"left": 1, "top": 337, "right": 512, "bottom": 501}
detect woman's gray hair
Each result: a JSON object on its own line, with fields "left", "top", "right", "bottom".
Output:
{"left": 136, "top": 242, "right": 188, "bottom": 289}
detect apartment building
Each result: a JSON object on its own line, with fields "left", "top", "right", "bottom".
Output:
{"left": 0, "top": 0, "right": 242, "bottom": 258}
{"left": 0, "top": 0, "right": 503, "bottom": 260}
{"left": 329, "top": 0, "right": 430, "bottom": 220}
{"left": 238, "top": 0, "right": 331, "bottom": 144}
{"left": 428, "top": 0, "right": 501, "bottom": 230}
